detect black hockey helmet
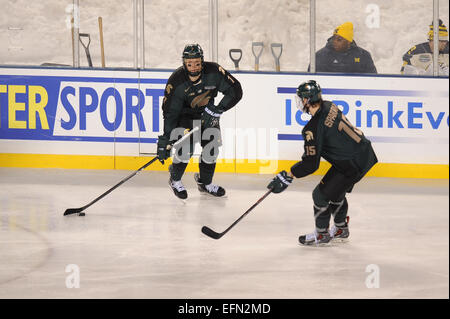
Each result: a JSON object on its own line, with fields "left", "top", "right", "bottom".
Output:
{"left": 296, "top": 80, "right": 322, "bottom": 113}
{"left": 182, "top": 44, "right": 204, "bottom": 76}
{"left": 182, "top": 43, "right": 204, "bottom": 60}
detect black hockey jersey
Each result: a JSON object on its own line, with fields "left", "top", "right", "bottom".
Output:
{"left": 161, "top": 62, "right": 242, "bottom": 138}
{"left": 291, "top": 101, "right": 378, "bottom": 180}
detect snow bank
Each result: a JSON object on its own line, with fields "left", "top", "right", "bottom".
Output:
{"left": 0, "top": 0, "right": 449, "bottom": 75}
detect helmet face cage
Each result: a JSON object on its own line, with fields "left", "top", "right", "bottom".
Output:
{"left": 296, "top": 80, "right": 322, "bottom": 113}
{"left": 182, "top": 44, "right": 204, "bottom": 76}
{"left": 295, "top": 94, "right": 307, "bottom": 112}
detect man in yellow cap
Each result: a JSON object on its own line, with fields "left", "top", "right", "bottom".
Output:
{"left": 308, "top": 22, "right": 377, "bottom": 74}
{"left": 401, "top": 19, "right": 449, "bottom": 76}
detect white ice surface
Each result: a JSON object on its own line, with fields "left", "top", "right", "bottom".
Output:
{"left": 0, "top": 167, "right": 448, "bottom": 299}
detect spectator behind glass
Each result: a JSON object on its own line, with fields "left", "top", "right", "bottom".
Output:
{"left": 401, "top": 19, "right": 449, "bottom": 76}
{"left": 308, "top": 22, "right": 377, "bottom": 74}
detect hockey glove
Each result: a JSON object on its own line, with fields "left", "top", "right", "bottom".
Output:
{"left": 267, "top": 170, "right": 293, "bottom": 193}
{"left": 157, "top": 135, "right": 171, "bottom": 164}
{"left": 201, "top": 105, "right": 223, "bottom": 129}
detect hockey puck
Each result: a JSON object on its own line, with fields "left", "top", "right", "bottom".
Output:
{"left": 78, "top": 213, "right": 86, "bottom": 216}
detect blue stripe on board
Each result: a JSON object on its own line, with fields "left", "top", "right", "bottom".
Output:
{"left": 276, "top": 87, "right": 447, "bottom": 97}
{"left": 277, "top": 134, "right": 449, "bottom": 144}
{"left": 278, "top": 134, "right": 304, "bottom": 141}
{"left": 1, "top": 135, "right": 158, "bottom": 143}
{"left": 0, "top": 75, "right": 167, "bottom": 84}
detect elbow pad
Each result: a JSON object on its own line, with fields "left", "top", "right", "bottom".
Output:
{"left": 291, "top": 160, "right": 318, "bottom": 178}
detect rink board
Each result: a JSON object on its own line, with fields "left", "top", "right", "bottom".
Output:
{"left": 0, "top": 67, "right": 448, "bottom": 178}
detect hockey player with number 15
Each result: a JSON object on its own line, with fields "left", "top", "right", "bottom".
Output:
{"left": 267, "top": 80, "right": 378, "bottom": 246}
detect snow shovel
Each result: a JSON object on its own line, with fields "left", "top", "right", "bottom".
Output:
{"left": 270, "top": 43, "right": 282, "bottom": 72}
{"left": 229, "top": 49, "right": 242, "bottom": 70}
{"left": 79, "top": 33, "right": 93, "bottom": 67}
{"left": 252, "top": 42, "right": 264, "bottom": 71}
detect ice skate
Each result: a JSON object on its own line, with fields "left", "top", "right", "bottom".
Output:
{"left": 169, "top": 165, "right": 187, "bottom": 200}
{"left": 194, "top": 173, "right": 226, "bottom": 197}
{"left": 298, "top": 230, "right": 331, "bottom": 246}
{"left": 168, "top": 177, "right": 188, "bottom": 200}
{"left": 329, "top": 217, "right": 350, "bottom": 242}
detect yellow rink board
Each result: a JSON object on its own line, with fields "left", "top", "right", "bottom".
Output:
{"left": 0, "top": 153, "right": 448, "bottom": 179}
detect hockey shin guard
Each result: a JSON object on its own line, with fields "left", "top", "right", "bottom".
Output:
{"left": 312, "top": 185, "right": 331, "bottom": 232}
{"left": 330, "top": 197, "right": 348, "bottom": 227}
{"left": 170, "top": 162, "right": 189, "bottom": 182}
{"left": 199, "top": 159, "right": 216, "bottom": 185}
{"left": 198, "top": 132, "right": 219, "bottom": 185}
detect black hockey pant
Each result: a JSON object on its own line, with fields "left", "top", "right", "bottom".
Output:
{"left": 169, "top": 117, "right": 220, "bottom": 185}
{"left": 312, "top": 165, "right": 361, "bottom": 232}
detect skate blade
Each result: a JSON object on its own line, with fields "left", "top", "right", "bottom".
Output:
{"left": 330, "top": 237, "right": 349, "bottom": 243}
{"left": 199, "top": 191, "right": 228, "bottom": 198}
{"left": 299, "top": 241, "right": 331, "bottom": 247}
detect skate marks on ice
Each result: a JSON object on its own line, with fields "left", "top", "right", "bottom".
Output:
{"left": 0, "top": 168, "right": 448, "bottom": 298}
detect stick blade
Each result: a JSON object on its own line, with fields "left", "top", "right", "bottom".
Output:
{"left": 63, "top": 208, "right": 83, "bottom": 216}
{"left": 201, "top": 226, "right": 222, "bottom": 240}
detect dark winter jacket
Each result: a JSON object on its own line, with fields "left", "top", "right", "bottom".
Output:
{"left": 308, "top": 37, "right": 377, "bottom": 74}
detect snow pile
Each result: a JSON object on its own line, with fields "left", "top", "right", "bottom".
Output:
{"left": 0, "top": 0, "right": 449, "bottom": 75}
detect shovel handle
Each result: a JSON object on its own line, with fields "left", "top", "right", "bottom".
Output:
{"left": 79, "top": 33, "right": 93, "bottom": 67}
{"left": 229, "top": 49, "right": 242, "bottom": 70}
{"left": 252, "top": 42, "right": 264, "bottom": 71}
{"left": 271, "top": 43, "right": 283, "bottom": 72}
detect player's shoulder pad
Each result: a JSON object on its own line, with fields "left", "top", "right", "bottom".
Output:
{"left": 203, "top": 61, "right": 229, "bottom": 75}
{"left": 166, "top": 66, "right": 187, "bottom": 89}
{"left": 301, "top": 107, "right": 322, "bottom": 135}
{"left": 301, "top": 116, "right": 319, "bottom": 140}
{"left": 322, "top": 100, "right": 334, "bottom": 109}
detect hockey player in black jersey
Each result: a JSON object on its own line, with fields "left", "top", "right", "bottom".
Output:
{"left": 267, "top": 80, "right": 378, "bottom": 246}
{"left": 157, "top": 44, "right": 242, "bottom": 199}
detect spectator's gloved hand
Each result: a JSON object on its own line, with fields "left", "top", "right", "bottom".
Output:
{"left": 157, "top": 135, "right": 171, "bottom": 164}
{"left": 438, "top": 62, "right": 449, "bottom": 76}
{"left": 201, "top": 105, "right": 223, "bottom": 129}
{"left": 267, "top": 170, "right": 293, "bottom": 193}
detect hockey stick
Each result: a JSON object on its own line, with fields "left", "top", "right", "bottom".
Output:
{"left": 63, "top": 127, "right": 199, "bottom": 216}
{"left": 201, "top": 188, "right": 273, "bottom": 239}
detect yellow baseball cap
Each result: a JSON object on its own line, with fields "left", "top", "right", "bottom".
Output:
{"left": 333, "top": 22, "right": 354, "bottom": 42}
